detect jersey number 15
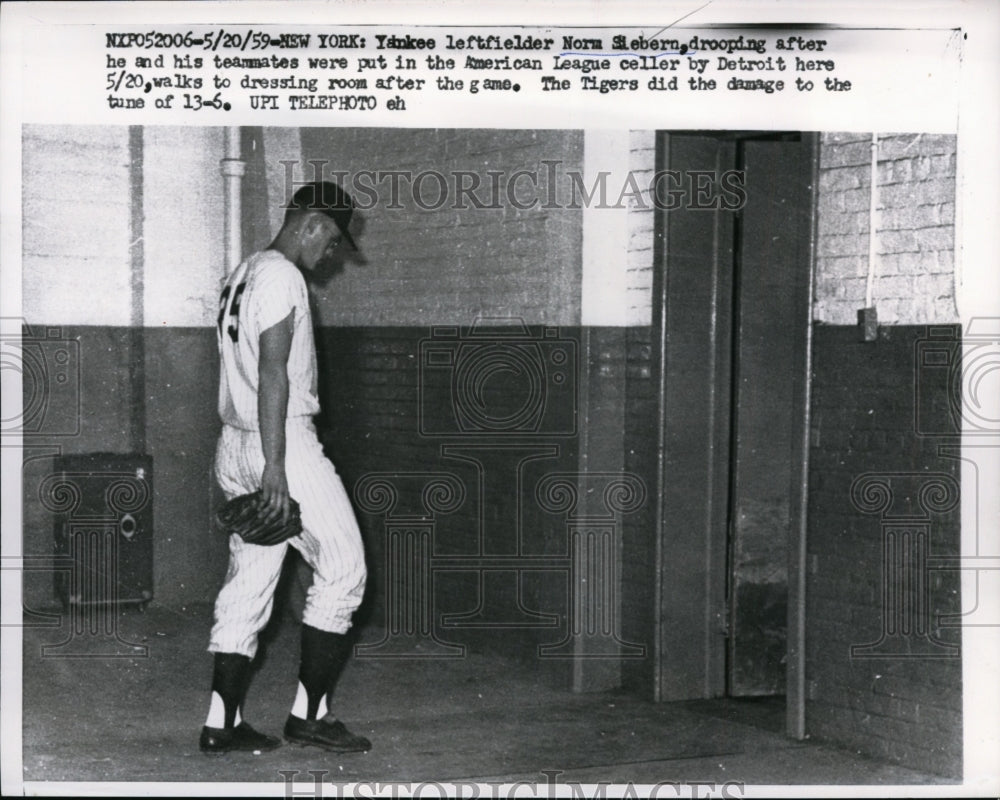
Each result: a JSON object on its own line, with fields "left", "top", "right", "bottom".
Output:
{"left": 217, "top": 282, "right": 247, "bottom": 343}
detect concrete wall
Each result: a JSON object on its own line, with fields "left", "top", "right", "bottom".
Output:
{"left": 22, "top": 126, "right": 133, "bottom": 325}
{"left": 21, "top": 125, "right": 228, "bottom": 612}
{"left": 143, "top": 127, "right": 226, "bottom": 326}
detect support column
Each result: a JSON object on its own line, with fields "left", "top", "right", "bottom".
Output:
{"left": 221, "top": 127, "right": 246, "bottom": 275}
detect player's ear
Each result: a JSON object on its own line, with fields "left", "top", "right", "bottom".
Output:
{"left": 300, "top": 212, "right": 326, "bottom": 245}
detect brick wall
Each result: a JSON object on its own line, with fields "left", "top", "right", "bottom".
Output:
{"left": 294, "top": 128, "right": 591, "bottom": 670}
{"left": 315, "top": 326, "right": 578, "bottom": 656}
{"left": 814, "top": 132, "right": 958, "bottom": 325}
{"left": 623, "top": 131, "right": 959, "bottom": 329}
{"left": 299, "top": 128, "right": 584, "bottom": 327}
{"left": 315, "top": 323, "right": 661, "bottom": 685}
{"left": 626, "top": 131, "right": 656, "bottom": 326}
{"left": 620, "top": 131, "right": 964, "bottom": 768}
{"left": 806, "top": 324, "right": 962, "bottom": 778}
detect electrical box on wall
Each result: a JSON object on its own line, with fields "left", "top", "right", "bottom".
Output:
{"left": 858, "top": 306, "right": 878, "bottom": 342}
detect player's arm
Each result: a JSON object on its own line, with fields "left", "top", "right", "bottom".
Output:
{"left": 258, "top": 310, "right": 294, "bottom": 523}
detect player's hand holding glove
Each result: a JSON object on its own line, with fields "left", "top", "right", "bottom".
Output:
{"left": 216, "top": 490, "right": 303, "bottom": 545}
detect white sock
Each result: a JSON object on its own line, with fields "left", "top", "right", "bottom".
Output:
{"left": 290, "top": 681, "right": 309, "bottom": 719}
{"left": 205, "top": 691, "right": 242, "bottom": 728}
{"left": 290, "top": 681, "right": 330, "bottom": 720}
{"left": 205, "top": 691, "right": 225, "bottom": 727}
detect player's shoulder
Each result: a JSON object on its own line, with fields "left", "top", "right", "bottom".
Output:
{"left": 248, "top": 250, "right": 305, "bottom": 290}
{"left": 251, "top": 249, "right": 298, "bottom": 277}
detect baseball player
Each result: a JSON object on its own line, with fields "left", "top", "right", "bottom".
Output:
{"left": 200, "top": 181, "right": 370, "bottom": 755}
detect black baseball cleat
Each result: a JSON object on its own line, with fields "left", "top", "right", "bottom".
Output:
{"left": 200, "top": 721, "right": 282, "bottom": 755}
{"left": 284, "top": 714, "right": 371, "bottom": 752}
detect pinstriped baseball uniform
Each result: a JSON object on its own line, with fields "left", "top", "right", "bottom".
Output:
{"left": 210, "top": 249, "right": 366, "bottom": 659}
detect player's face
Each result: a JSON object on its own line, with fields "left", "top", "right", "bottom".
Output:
{"left": 303, "top": 216, "right": 344, "bottom": 271}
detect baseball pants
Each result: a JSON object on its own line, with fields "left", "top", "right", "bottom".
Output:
{"left": 209, "top": 418, "right": 367, "bottom": 658}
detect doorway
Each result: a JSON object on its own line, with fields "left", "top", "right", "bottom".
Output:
{"left": 651, "top": 132, "right": 816, "bottom": 736}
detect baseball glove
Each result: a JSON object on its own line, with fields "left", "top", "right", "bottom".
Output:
{"left": 216, "top": 490, "right": 303, "bottom": 545}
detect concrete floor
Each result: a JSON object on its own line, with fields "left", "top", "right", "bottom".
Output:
{"left": 20, "top": 602, "right": 954, "bottom": 790}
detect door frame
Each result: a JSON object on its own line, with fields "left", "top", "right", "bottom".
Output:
{"left": 650, "top": 131, "right": 818, "bottom": 739}
{"left": 785, "top": 132, "right": 819, "bottom": 739}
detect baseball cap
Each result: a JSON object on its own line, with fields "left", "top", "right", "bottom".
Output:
{"left": 289, "top": 180, "right": 359, "bottom": 251}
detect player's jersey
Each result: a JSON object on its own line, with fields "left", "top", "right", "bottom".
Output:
{"left": 217, "top": 249, "right": 320, "bottom": 430}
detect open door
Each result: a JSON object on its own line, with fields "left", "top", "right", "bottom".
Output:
{"left": 655, "top": 132, "right": 814, "bottom": 716}
{"left": 654, "top": 133, "right": 735, "bottom": 702}
{"left": 726, "top": 138, "right": 810, "bottom": 696}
